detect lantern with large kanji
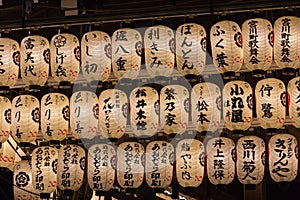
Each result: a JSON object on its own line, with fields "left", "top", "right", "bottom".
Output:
{"left": 0, "top": 96, "right": 11, "bottom": 147}
{"left": 191, "top": 82, "right": 221, "bottom": 133}
{"left": 210, "top": 20, "right": 243, "bottom": 77}
{"left": 176, "top": 23, "right": 206, "bottom": 76}
{"left": 130, "top": 86, "right": 159, "bottom": 138}
{"left": 236, "top": 135, "right": 265, "bottom": 184}
{"left": 176, "top": 139, "right": 205, "bottom": 187}
{"left": 268, "top": 133, "right": 298, "bottom": 182}
{"left": 81, "top": 30, "right": 111, "bottom": 83}
{"left": 288, "top": 77, "right": 300, "bottom": 128}
{"left": 255, "top": 78, "right": 286, "bottom": 129}
{"left": 144, "top": 25, "right": 175, "bottom": 77}
{"left": 206, "top": 137, "right": 235, "bottom": 185}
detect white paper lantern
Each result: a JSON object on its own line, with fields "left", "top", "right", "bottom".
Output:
{"left": 236, "top": 135, "right": 265, "bottom": 184}
{"left": 255, "top": 78, "right": 286, "bottom": 129}
{"left": 287, "top": 77, "right": 300, "bottom": 128}
{"left": 0, "top": 140, "right": 17, "bottom": 171}
{"left": 206, "top": 137, "right": 235, "bottom": 185}
{"left": 268, "top": 133, "right": 298, "bottom": 182}
{"left": 0, "top": 96, "right": 11, "bottom": 145}
{"left": 81, "top": 30, "right": 111, "bottom": 83}
{"left": 176, "top": 139, "right": 205, "bottom": 187}
{"left": 144, "top": 25, "right": 175, "bottom": 77}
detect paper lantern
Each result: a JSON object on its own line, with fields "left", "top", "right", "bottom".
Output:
{"left": 70, "top": 91, "right": 98, "bottom": 140}
{"left": 11, "top": 95, "right": 39, "bottom": 145}
{"left": 81, "top": 30, "right": 111, "bottom": 83}
{"left": 117, "top": 141, "right": 144, "bottom": 189}
{"left": 20, "top": 35, "right": 50, "bottom": 87}
{"left": 242, "top": 18, "right": 273, "bottom": 73}
{"left": 0, "top": 140, "right": 17, "bottom": 171}
{"left": 130, "top": 86, "right": 159, "bottom": 138}
{"left": 191, "top": 82, "right": 221, "bottom": 133}
{"left": 210, "top": 20, "right": 243, "bottom": 75}
{"left": 57, "top": 144, "right": 86, "bottom": 192}
{"left": 274, "top": 16, "right": 300, "bottom": 71}
{"left": 268, "top": 133, "right": 298, "bottom": 182}
{"left": 0, "top": 38, "right": 19, "bottom": 88}
{"left": 288, "top": 77, "right": 300, "bottom": 128}
{"left": 41, "top": 93, "right": 69, "bottom": 142}
{"left": 144, "top": 25, "right": 175, "bottom": 77}
{"left": 98, "top": 89, "right": 127, "bottom": 140}
{"left": 176, "top": 139, "right": 205, "bottom": 187}
{"left": 223, "top": 80, "right": 253, "bottom": 131}
{"left": 50, "top": 33, "right": 80, "bottom": 85}
{"left": 112, "top": 28, "right": 142, "bottom": 80}
{"left": 0, "top": 96, "right": 11, "bottom": 145}
{"left": 255, "top": 78, "right": 286, "bottom": 129}
{"left": 31, "top": 146, "right": 58, "bottom": 196}
{"left": 176, "top": 23, "right": 206, "bottom": 76}
{"left": 88, "top": 144, "right": 116, "bottom": 192}
{"left": 236, "top": 135, "right": 265, "bottom": 184}
{"left": 206, "top": 137, "right": 235, "bottom": 185}
{"left": 160, "top": 84, "right": 189, "bottom": 136}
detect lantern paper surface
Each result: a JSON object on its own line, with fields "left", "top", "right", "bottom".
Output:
{"left": 0, "top": 38, "right": 19, "bottom": 88}
{"left": 88, "top": 144, "right": 116, "bottom": 191}
{"left": 0, "top": 96, "right": 11, "bottom": 144}
{"left": 11, "top": 95, "right": 39, "bottom": 144}
{"left": 223, "top": 80, "right": 253, "bottom": 131}
{"left": 112, "top": 28, "right": 142, "bottom": 80}
{"left": 50, "top": 33, "right": 80, "bottom": 84}
{"left": 236, "top": 135, "right": 265, "bottom": 184}
{"left": 57, "top": 144, "right": 86, "bottom": 191}
{"left": 210, "top": 20, "right": 243, "bottom": 74}
{"left": 99, "top": 89, "right": 127, "bottom": 139}
{"left": 176, "top": 139, "right": 205, "bottom": 187}
{"left": 31, "top": 146, "right": 58, "bottom": 194}
{"left": 268, "top": 133, "right": 298, "bottom": 182}
{"left": 274, "top": 16, "right": 300, "bottom": 69}
{"left": 81, "top": 30, "right": 111, "bottom": 82}
{"left": 130, "top": 86, "right": 159, "bottom": 138}
{"left": 117, "top": 142, "right": 144, "bottom": 189}
{"left": 206, "top": 137, "right": 235, "bottom": 185}
{"left": 176, "top": 23, "right": 206, "bottom": 76}
{"left": 41, "top": 93, "right": 69, "bottom": 142}
{"left": 0, "top": 140, "right": 16, "bottom": 171}
{"left": 20, "top": 35, "right": 50, "bottom": 86}
{"left": 70, "top": 91, "right": 99, "bottom": 140}
{"left": 144, "top": 25, "right": 175, "bottom": 77}
{"left": 191, "top": 82, "right": 221, "bottom": 133}
{"left": 288, "top": 77, "right": 300, "bottom": 128}
{"left": 255, "top": 78, "right": 286, "bottom": 129}
{"left": 242, "top": 18, "right": 273, "bottom": 71}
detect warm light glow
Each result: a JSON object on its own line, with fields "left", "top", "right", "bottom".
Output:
{"left": 287, "top": 77, "right": 300, "bottom": 128}
{"left": 0, "top": 96, "right": 11, "bottom": 144}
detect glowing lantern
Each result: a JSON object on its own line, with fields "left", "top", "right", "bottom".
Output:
{"left": 223, "top": 80, "right": 253, "bottom": 131}
{"left": 117, "top": 141, "right": 144, "bottom": 189}
{"left": 70, "top": 91, "right": 99, "bottom": 140}
{"left": 41, "top": 93, "right": 69, "bottom": 143}
{"left": 255, "top": 78, "right": 286, "bottom": 129}
{"left": 144, "top": 25, "right": 175, "bottom": 77}
{"left": 210, "top": 20, "right": 243, "bottom": 76}
{"left": 98, "top": 89, "right": 127, "bottom": 140}
{"left": 0, "top": 140, "right": 17, "bottom": 171}
{"left": 288, "top": 77, "right": 300, "bottom": 128}
{"left": 191, "top": 82, "right": 221, "bottom": 133}
{"left": 242, "top": 18, "right": 273, "bottom": 74}
{"left": 112, "top": 28, "right": 142, "bottom": 80}
{"left": 206, "top": 137, "right": 235, "bottom": 185}
{"left": 176, "top": 23, "right": 206, "bottom": 76}
{"left": 130, "top": 86, "right": 159, "bottom": 138}
{"left": 236, "top": 135, "right": 265, "bottom": 184}
{"left": 0, "top": 96, "right": 11, "bottom": 146}
{"left": 81, "top": 30, "right": 111, "bottom": 83}
{"left": 11, "top": 95, "right": 39, "bottom": 145}
{"left": 268, "top": 133, "right": 298, "bottom": 182}
{"left": 176, "top": 139, "right": 205, "bottom": 187}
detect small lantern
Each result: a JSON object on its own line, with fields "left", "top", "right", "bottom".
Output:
{"left": 223, "top": 80, "right": 253, "bottom": 131}
{"left": 287, "top": 77, "right": 300, "bottom": 128}
{"left": 0, "top": 140, "right": 17, "bottom": 171}
{"left": 206, "top": 137, "right": 235, "bottom": 185}
{"left": 0, "top": 96, "right": 11, "bottom": 146}
{"left": 236, "top": 135, "right": 265, "bottom": 185}
{"left": 191, "top": 82, "right": 221, "bottom": 133}
{"left": 176, "top": 139, "right": 205, "bottom": 187}
{"left": 144, "top": 25, "right": 175, "bottom": 77}
{"left": 130, "top": 86, "right": 159, "bottom": 138}
{"left": 268, "top": 133, "right": 298, "bottom": 182}
{"left": 81, "top": 30, "right": 111, "bottom": 83}
{"left": 255, "top": 78, "right": 286, "bottom": 129}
